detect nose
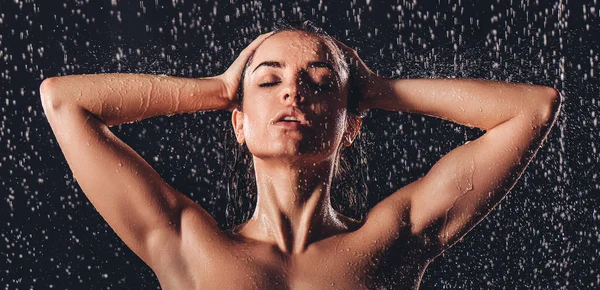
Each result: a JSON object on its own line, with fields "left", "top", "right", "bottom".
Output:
{"left": 280, "top": 76, "right": 306, "bottom": 105}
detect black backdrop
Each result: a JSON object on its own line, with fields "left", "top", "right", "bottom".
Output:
{"left": 1, "top": 0, "right": 599, "bottom": 288}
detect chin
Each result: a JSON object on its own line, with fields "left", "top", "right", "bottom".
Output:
{"left": 247, "top": 132, "right": 340, "bottom": 159}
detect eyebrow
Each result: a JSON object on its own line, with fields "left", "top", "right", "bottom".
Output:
{"left": 252, "top": 61, "right": 281, "bottom": 74}
{"left": 251, "top": 61, "right": 336, "bottom": 74}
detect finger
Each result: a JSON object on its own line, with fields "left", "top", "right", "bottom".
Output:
{"left": 229, "top": 31, "right": 275, "bottom": 69}
{"left": 241, "top": 31, "right": 275, "bottom": 55}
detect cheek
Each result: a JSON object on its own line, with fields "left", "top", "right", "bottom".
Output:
{"left": 312, "top": 106, "right": 347, "bottom": 149}
{"left": 305, "top": 92, "right": 349, "bottom": 150}
{"left": 329, "top": 109, "right": 348, "bottom": 139}
{"left": 309, "top": 89, "right": 344, "bottom": 111}
{"left": 241, "top": 105, "right": 277, "bottom": 153}
{"left": 309, "top": 102, "right": 328, "bottom": 115}
{"left": 242, "top": 110, "right": 266, "bottom": 141}
{"left": 240, "top": 90, "right": 268, "bottom": 137}
{"left": 313, "top": 93, "right": 347, "bottom": 134}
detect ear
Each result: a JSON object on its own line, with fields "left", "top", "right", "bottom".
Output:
{"left": 232, "top": 108, "right": 245, "bottom": 145}
{"left": 343, "top": 116, "right": 362, "bottom": 147}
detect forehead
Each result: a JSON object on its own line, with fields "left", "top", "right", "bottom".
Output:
{"left": 251, "top": 31, "right": 337, "bottom": 67}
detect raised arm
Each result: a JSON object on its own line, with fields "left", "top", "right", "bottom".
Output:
{"left": 40, "top": 74, "right": 227, "bottom": 269}
{"left": 333, "top": 40, "right": 562, "bottom": 259}
{"left": 373, "top": 78, "right": 561, "bottom": 256}
{"left": 40, "top": 32, "right": 273, "bottom": 271}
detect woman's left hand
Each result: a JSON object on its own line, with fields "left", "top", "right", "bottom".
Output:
{"left": 332, "top": 38, "right": 385, "bottom": 113}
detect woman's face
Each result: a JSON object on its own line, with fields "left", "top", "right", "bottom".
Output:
{"left": 232, "top": 31, "right": 355, "bottom": 165}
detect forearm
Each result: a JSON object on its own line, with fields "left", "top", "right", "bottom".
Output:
{"left": 371, "top": 78, "right": 560, "bottom": 130}
{"left": 40, "top": 73, "right": 228, "bottom": 126}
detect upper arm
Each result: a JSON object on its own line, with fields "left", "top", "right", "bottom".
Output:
{"left": 363, "top": 95, "right": 560, "bottom": 259}
{"left": 40, "top": 86, "right": 222, "bottom": 270}
{"left": 412, "top": 105, "right": 558, "bottom": 256}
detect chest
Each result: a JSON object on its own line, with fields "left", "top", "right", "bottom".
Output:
{"left": 183, "top": 242, "right": 424, "bottom": 290}
{"left": 195, "top": 250, "right": 369, "bottom": 289}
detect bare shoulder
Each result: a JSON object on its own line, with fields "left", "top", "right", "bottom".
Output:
{"left": 152, "top": 195, "right": 234, "bottom": 288}
{"left": 178, "top": 196, "right": 232, "bottom": 253}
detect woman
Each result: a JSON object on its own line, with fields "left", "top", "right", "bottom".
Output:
{"left": 40, "top": 22, "right": 561, "bottom": 289}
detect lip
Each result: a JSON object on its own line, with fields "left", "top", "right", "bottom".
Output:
{"left": 274, "top": 121, "right": 305, "bottom": 130}
{"left": 271, "top": 108, "right": 310, "bottom": 128}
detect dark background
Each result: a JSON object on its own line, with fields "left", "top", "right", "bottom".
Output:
{"left": 1, "top": 0, "right": 599, "bottom": 288}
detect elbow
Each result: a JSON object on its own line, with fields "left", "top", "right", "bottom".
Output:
{"left": 40, "top": 77, "right": 56, "bottom": 99}
{"left": 537, "top": 87, "right": 562, "bottom": 123}
{"left": 40, "top": 77, "right": 62, "bottom": 112}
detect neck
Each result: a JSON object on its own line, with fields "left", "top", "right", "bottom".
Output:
{"left": 235, "top": 156, "right": 348, "bottom": 254}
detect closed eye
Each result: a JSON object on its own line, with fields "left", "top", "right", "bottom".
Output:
{"left": 259, "top": 81, "right": 280, "bottom": 87}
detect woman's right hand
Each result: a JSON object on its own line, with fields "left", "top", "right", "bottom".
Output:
{"left": 217, "top": 31, "right": 274, "bottom": 111}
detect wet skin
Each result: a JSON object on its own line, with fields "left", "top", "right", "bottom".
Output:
{"left": 158, "top": 32, "right": 430, "bottom": 289}
{"left": 155, "top": 213, "right": 428, "bottom": 289}
{"left": 40, "top": 30, "right": 561, "bottom": 289}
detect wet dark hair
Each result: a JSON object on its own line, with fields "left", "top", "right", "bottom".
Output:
{"left": 219, "top": 20, "right": 369, "bottom": 229}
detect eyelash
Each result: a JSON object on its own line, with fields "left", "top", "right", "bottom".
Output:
{"left": 258, "top": 82, "right": 331, "bottom": 91}
{"left": 259, "top": 82, "right": 280, "bottom": 87}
